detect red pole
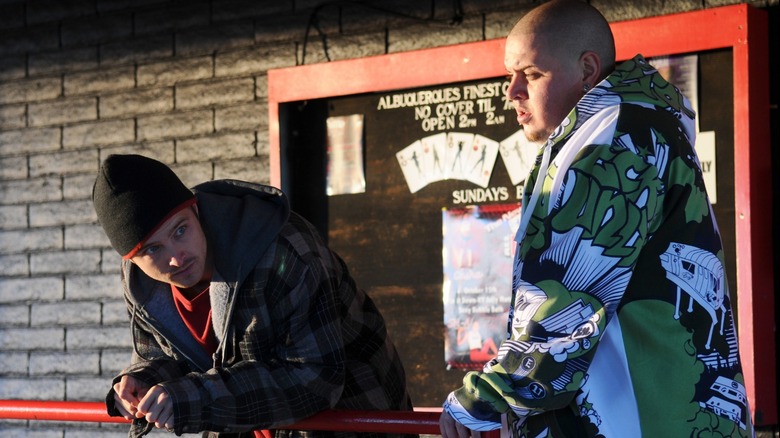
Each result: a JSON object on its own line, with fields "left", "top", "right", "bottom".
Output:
{"left": 0, "top": 400, "right": 127, "bottom": 424}
{"left": 0, "top": 400, "right": 501, "bottom": 436}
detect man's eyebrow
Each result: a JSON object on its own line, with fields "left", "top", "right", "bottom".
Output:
{"left": 141, "top": 216, "right": 189, "bottom": 251}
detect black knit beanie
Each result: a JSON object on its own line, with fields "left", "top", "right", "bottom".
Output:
{"left": 92, "top": 154, "right": 195, "bottom": 258}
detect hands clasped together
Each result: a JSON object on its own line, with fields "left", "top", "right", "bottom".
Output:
{"left": 113, "top": 375, "right": 175, "bottom": 431}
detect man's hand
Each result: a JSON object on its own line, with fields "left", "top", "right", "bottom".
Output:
{"left": 440, "top": 410, "right": 481, "bottom": 438}
{"left": 112, "top": 375, "right": 150, "bottom": 420}
{"left": 136, "top": 385, "right": 175, "bottom": 430}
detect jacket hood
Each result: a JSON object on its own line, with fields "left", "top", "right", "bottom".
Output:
{"left": 193, "top": 179, "right": 290, "bottom": 282}
{"left": 555, "top": 54, "right": 696, "bottom": 147}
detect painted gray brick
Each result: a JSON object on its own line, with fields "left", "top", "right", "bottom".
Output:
{"left": 0, "top": 254, "right": 28, "bottom": 276}
{"left": 98, "top": 140, "right": 175, "bottom": 164}
{"left": 28, "top": 46, "right": 100, "bottom": 77}
{"left": 0, "top": 228, "right": 62, "bottom": 254}
{"left": 169, "top": 162, "right": 214, "bottom": 188}
{"left": 0, "top": 425, "right": 69, "bottom": 437}
{"left": 65, "top": 426, "right": 131, "bottom": 438}
{"left": 0, "top": 205, "right": 27, "bottom": 230}
{"left": 0, "top": 176, "right": 62, "bottom": 204}
{"left": 0, "top": 277, "right": 64, "bottom": 304}
{"left": 29, "top": 200, "right": 96, "bottom": 227}
{"left": 215, "top": 44, "right": 295, "bottom": 77}
{"left": 324, "top": 32, "right": 386, "bottom": 62}
{"left": 101, "top": 349, "right": 132, "bottom": 375}
{"left": 0, "top": 377, "right": 65, "bottom": 399}
{"left": 99, "top": 87, "right": 174, "bottom": 118}
{"left": 0, "top": 127, "right": 61, "bottom": 156}
{"left": 0, "top": 54, "right": 26, "bottom": 81}
{"left": 134, "top": 1, "right": 210, "bottom": 35}
{"left": 64, "top": 66, "right": 136, "bottom": 97}
{"left": 61, "top": 13, "right": 133, "bottom": 47}
{"left": 0, "top": 103, "right": 26, "bottom": 130}
{"left": 96, "top": 0, "right": 170, "bottom": 14}
{"left": 253, "top": 13, "right": 312, "bottom": 45}
{"left": 99, "top": 250, "right": 123, "bottom": 275}
{"left": 100, "top": 34, "right": 173, "bottom": 66}
{"left": 66, "top": 376, "right": 115, "bottom": 401}
{"left": 256, "top": 75, "right": 268, "bottom": 99}
{"left": 65, "top": 224, "right": 110, "bottom": 250}
{"left": 0, "top": 76, "right": 62, "bottom": 105}
{"left": 212, "top": 0, "right": 291, "bottom": 22}
{"left": 26, "top": 0, "right": 95, "bottom": 25}
{"left": 215, "top": 158, "right": 270, "bottom": 184}
{"left": 64, "top": 173, "right": 99, "bottom": 200}
{"left": 66, "top": 327, "right": 132, "bottom": 349}
{"left": 177, "top": 132, "right": 256, "bottom": 163}
{"left": 137, "top": 109, "right": 213, "bottom": 142}
{"left": 215, "top": 102, "right": 266, "bottom": 133}
{"left": 0, "top": 156, "right": 27, "bottom": 180}
{"left": 0, "top": 304, "right": 30, "bottom": 327}
{"left": 176, "top": 21, "right": 255, "bottom": 57}
{"left": 28, "top": 96, "right": 98, "bottom": 127}
{"left": 29, "top": 149, "right": 99, "bottom": 178}
{"left": 0, "top": 24, "right": 59, "bottom": 56}
{"left": 0, "top": 3, "right": 25, "bottom": 31}
{"left": 0, "top": 352, "right": 28, "bottom": 374}
{"left": 31, "top": 301, "right": 101, "bottom": 326}
{"left": 136, "top": 56, "right": 213, "bottom": 88}
{"left": 102, "top": 300, "right": 128, "bottom": 325}
{"left": 0, "top": 328, "right": 63, "bottom": 350}
{"left": 176, "top": 77, "right": 255, "bottom": 110}
{"left": 62, "top": 119, "right": 135, "bottom": 149}
{"left": 387, "top": 16, "right": 483, "bottom": 54}
{"left": 65, "top": 274, "right": 121, "bottom": 301}
{"left": 30, "top": 351, "right": 100, "bottom": 375}
{"left": 30, "top": 249, "right": 102, "bottom": 275}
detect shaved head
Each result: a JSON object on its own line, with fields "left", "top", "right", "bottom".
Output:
{"left": 510, "top": 0, "right": 615, "bottom": 79}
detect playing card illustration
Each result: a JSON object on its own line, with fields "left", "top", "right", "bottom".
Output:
{"left": 396, "top": 140, "right": 428, "bottom": 193}
{"left": 421, "top": 132, "right": 448, "bottom": 183}
{"left": 464, "top": 134, "right": 500, "bottom": 188}
{"left": 445, "top": 132, "right": 475, "bottom": 181}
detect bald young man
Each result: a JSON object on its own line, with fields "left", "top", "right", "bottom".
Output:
{"left": 440, "top": 0, "right": 754, "bottom": 436}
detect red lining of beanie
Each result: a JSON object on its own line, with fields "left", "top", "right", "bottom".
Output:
{"left": 122, "top": 197, "right": 197, "bottom": 260}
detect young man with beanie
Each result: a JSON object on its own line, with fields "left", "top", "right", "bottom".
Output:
{"left": 92, "top": 154, "right": 413, "bottom": 438}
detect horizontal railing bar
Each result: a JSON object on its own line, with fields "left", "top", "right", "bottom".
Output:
{"left": 0, "top": 400, "right": 462, "bottom": 435}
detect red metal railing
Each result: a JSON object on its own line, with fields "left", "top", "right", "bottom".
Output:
{"left": 0, "top": 400, "right": 501, "bottom": 436}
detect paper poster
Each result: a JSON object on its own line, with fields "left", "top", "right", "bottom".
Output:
{"left": 326, "top": 114, "right": 366, "bottom": 196}
{"left": 696, "top": 130, "right": 717, "bottom": 204}
{"left": 442, "top": 204, "right": 521, "bottom": 370}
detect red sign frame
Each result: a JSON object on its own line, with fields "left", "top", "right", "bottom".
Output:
{"left": 268, "top": 4, "right": 775, "bottom": 424}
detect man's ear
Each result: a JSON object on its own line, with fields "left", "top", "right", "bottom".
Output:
{"left": 580, "top": 51, "right": 602, "bottom": 88}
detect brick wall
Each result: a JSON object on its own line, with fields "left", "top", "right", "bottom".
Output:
{"left": 0, "top": 0, "right": 775, "bottom": 436}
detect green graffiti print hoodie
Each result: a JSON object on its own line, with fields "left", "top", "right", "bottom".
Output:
{"left": 443, "top": 55, "right": 754, "bottom": 437}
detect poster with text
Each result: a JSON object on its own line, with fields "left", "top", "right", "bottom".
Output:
{"left": 442, "top": 203, "right": 521, "bottom": 370}
{"left": 326, "top": 114, "right": 366, "bottom": 196}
